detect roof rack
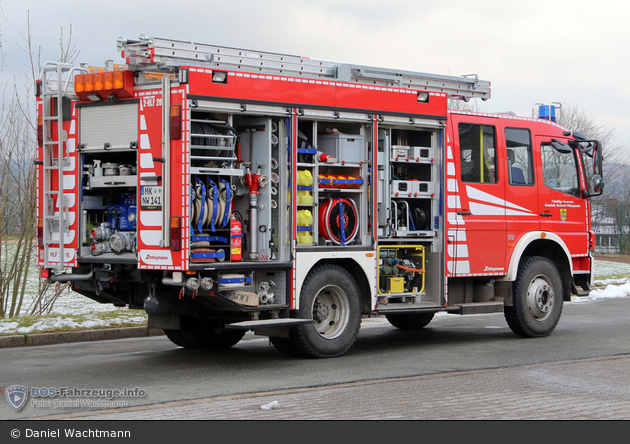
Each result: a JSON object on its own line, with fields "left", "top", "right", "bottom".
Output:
{"left": 118, "top": 35, "right": 491, "bottom": 101}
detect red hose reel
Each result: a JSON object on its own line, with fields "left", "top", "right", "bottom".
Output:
{"left": 318, "top": 198, "right": 359, "bottom": 245}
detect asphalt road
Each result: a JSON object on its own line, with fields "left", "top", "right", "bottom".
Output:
{"left": 2, "top": 297, "right": 630, "bottom": 420}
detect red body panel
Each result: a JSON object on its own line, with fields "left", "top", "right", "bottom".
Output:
{"left": 186, "top": 68, "right": 448, "bottom": 118}
{"left": 446, "top": 114, "right": 506, "bottom": 276}
{"left": 136, "top": 87, "right": 189, "bottom": 270}
{"left": 445, "top": 111, "right": 590, "bottom": 278}
{"left": 535, "top": 134, "right": 590, "bottom": 258}
{"left": 445, "top": 112, "right": 590, "bottom": 277}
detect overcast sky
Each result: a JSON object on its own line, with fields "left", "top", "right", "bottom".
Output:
{"left": 2, "top": 0, "right": 629, "bottom": 151}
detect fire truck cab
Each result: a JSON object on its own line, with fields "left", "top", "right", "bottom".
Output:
{"left": 36, "top": 35, "right": 603, "bottom": 358}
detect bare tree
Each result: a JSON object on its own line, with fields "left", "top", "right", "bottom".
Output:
{"left": 556, "top": 103, "right": 621, "bottom": 160}
{"left": 0, "top": 2, "right": 5, "bottom": 52}
{"left": 556, "top": 103, "right": 625, "bottom": 198}
{"left": 555, "top": 104, "right": 630, "bottom": 254}
{"left": 448, "top": 98, "right": 484, "bottom": 112}
{"left": 0, "top": 15, "right": 73, "bottom": 318}
{"left": 54, "top": 24, "right": 79, "bottom": 64}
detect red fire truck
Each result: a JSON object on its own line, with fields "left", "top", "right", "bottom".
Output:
{"left": 36, "top": 35, "right": 603, "bottom": 358}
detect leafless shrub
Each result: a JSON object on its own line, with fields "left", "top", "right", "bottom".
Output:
{"left": 0, "top": 15, "right": 72, "bottom": 318}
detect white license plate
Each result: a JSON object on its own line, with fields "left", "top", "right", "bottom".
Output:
{"left": 140, "top": 186, "right": 163, "bottom": 209}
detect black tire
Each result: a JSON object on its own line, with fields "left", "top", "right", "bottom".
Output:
{"left": 268, "top": 337, "right": 301, "bottom": 357}
{"left": 164, "top": 316, "right": 245, "bottom": 350}
{"left": 163, "top": 329, "right": 196, "bottom": 348}
{"left": 386, "top": 312, "right": 435, "bottom": 330}
{"left": 504, "top": 256, "right": 563, "bottom": 338}
{"left": 272, "top": 264, "right": 362, "bottom": 359}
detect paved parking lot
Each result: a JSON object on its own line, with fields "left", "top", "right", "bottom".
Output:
{"left": 39, "top": 354, "right": 630, "bottom": 420}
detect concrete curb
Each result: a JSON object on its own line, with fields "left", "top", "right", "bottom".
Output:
{"left": 0, "top": 327, "right": 164, "bottom": 349}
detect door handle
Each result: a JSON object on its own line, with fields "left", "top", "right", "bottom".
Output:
{"left": 540, "top": 212, "right": 553, "bottom": 217}
{"left": 457, "top": 211, "right": 472, "bottom": 216}
{"left": 140, "top": 176, "right": 162, "bottom": 182}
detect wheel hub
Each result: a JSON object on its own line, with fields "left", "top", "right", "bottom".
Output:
{"left": 311, "top": 286, "right": 350, "bottom": 340}
{"left": 313, "top": 301, "right": 330, "bottom": 322}
{"left": 527, "top": 276, "right": 554, "bottom": 321}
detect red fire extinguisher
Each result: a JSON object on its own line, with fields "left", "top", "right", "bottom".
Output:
{"left": 230, "top": 212, "right": 242, "bottom": 262}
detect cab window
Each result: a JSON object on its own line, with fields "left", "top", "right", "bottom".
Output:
{"left": 540, "top": 143, "right": 580, "bottom": 197}
{"left": 505, "top": 128, "right": 534, "bottom": 186}
{"left": 458, "top": 123, "right": 496, "bottom": 184}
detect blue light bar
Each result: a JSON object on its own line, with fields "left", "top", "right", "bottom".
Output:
{"left": 538, "top": 105, "right": 556, "bottom": 122}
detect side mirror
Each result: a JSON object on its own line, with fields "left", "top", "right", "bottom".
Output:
{"left": 573, "top": 131, "right": 588, "bottom": 141}
{"left": 589, "top": 141, "right": 603, "bottom": 196}
{"left": 592, "top": 175, "right": 604, "bottom": 195}
{"left": 550, "top": 139, "right": 572, "bottom": 153}
{"left": 593, "top": 141, "right": 603, "bottom": 176}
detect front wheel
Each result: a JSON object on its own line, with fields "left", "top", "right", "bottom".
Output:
{"left": 504, "top": 256, "right": 563, "bottom": 338}
{"left": 272, "top": 264, "right": 362, "bottom": 358}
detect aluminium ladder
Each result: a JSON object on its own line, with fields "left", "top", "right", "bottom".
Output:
{"left": 118, "top": 35, "right": 491, "bottom": 101}
{"left": 39, "top": 62, "right": 73, "bottom": 268}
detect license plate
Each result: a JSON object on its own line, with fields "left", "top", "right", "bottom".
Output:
{"left": 140, "top": 186, "right": 163, "bottom": 210}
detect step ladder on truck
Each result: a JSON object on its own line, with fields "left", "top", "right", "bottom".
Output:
{"left": 36, "top": 35, "right": 603, "bottom": 358}
{"left": 37, "top": 62, "right": 89, "bottom": 270}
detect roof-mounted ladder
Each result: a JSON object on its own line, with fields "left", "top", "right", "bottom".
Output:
{"left": 118, "top": 35, "right": 490, "bottom": 101}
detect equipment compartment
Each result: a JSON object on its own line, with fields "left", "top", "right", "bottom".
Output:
{"left": 79, "top": 146, "right": 138, "bottom": 261}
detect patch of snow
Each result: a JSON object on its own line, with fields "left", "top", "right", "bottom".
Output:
{"left": 0, "top": 322, "right": 20, "bottom": 335}
{"left": 594, "top": 278, "right": 629, "bottom": 285}
{"left": 592, "top": 260, "right": 630, "bottom": 285}
{"left": 572, "top": 283, "right": 630, "bottom": 304}
{"left": 0, "top": 313, "right": 147, "bottom": 335}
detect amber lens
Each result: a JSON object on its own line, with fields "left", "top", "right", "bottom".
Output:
{"left": 104, "top": 72, "right": 114, "bottom": 90}
{"left": 113, "top": 71, "right": 124, "bottom": 90}
{"left": 84, "top": 74, "right": 94, "bottom": 92}
{"left": 74, "top": 75, "right": 85, "bottom": 93}
{"left": 94, "top": 73, "right": 103, "bottom": 91}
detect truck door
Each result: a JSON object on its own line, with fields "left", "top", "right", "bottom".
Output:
{"left": 136, "top": 78, "right": 188, "bottom": 270}
{"left": 503, "top": 126, "right": 539, "bottom": 245}
{"left": 536, "top": 136, "right": 589, "bottom": 256}
{"left": 447, "top": 115, "right": 506, "bottom": 276}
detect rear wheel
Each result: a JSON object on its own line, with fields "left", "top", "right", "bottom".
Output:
{"left": 268, "top": 337, "right": 301, "bottom": 357}
{"left": 164, "top": 316, "right": 245, "bottom": 349}
{"left": 504, "top": 256, "right": 563, "bottom": 338}
{"left": 272, "top": 264, "right": 362, "bottom": 358}
{"left": 386, "top": 312, "right": 435, "bottom": 330}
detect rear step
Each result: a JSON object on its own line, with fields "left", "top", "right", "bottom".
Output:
{"left": 572, "top": 282, "right": 591, "bottom": 297}
{"left": 450, "top": 302, "right": 504, "bottom": 315}
{"left": 377, "top": 302, "right": 504, "bottom": 315}
{"left": 225, "top": 318, "right": 313, "bottom": 330}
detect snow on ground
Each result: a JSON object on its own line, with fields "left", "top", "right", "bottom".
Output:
{"left": 0, "top": 313, "right": 148, "bottom": 335}
{"left": 572, "top": 259, "right": 630, "bottom": 303}
{"left": 0, "top": 322, "right": 20, "bottom": 335}
{"left": 592, "top": 259, "right": 630, "bottom": 285}
{"left": 50, "top": 291, "right": 127, "bottom": 316}
{"left": 573, "top": 282, "right": 630, "bottom": 303}
{"left": 1, "top": 259, "right": 629, "bottom": 336}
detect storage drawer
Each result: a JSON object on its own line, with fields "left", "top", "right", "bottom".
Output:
{"left": 391, "top": 180, "right": 434, "bottom": 197}
{"left": 89, "top": 175, "right": 137, "bottom": 188}
{"left": 318, "top": 134, "right": 364, "bottom": 164}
